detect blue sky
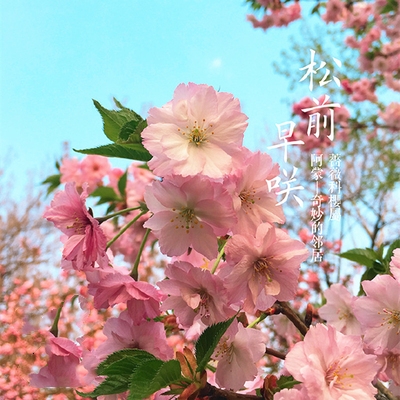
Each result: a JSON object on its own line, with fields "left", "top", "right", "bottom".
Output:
{"left": 0, "top": 1, "right": 316, "bottom": 199}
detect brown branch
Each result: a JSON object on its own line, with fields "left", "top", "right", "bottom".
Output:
{"left": 265, "top": 347, "right": 286, "bottom": 360}
{"left": 275, "top": 301, "right": 309, "bottom": 336}
{"left": 375, "top": 381, "right": 397, "bottom": 400}
{"left": 197, "top": 383, "right": 263, "bottom": 400}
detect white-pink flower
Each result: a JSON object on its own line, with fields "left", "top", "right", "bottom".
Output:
{"left": 142, "top": 82, "right": 248, "bottom": 179}
{"left": 353, "top": 274, "right": 400, "bottom": 354}
{"left": 318, "top": 283, "right": 362, "bottom": 335}
{"left": 224, "top": 223, "right": 308, "bottom": 312}
{"left": 227, "top": 150, "right": 285, "bottom": 234}
{"left": 285, "top": 324, "right": 379, "bottom": 400}
{"left": 212, "top": 322, "right": 265, "bottom": 391}
{"left": 43, "top": 182, "right": 109, "bottom": 270}
{"left": 158, "top": 261, "right": 235, "bottom": 328}
{"left": 144, "top": 175, "right": 235, "bottom": 259}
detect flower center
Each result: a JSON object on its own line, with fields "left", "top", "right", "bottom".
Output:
{"left": 194, "top": 290, "right": 211, "bottom": 319}
{"left": 325, "top": 359, "right": 354, "bottom": 389}
{"left": 66, "top": 216, "right": 87, "bottom": 234}
{"left": 213, "top": 336, "right": 234, "bottom": 363}
{"left": 380, "top": 308, "right": 400, "bottom": 333}
{"left": 178, "top": 119, "right": 214, "bottom": 146}
{"left": 254, "top": 257, "right": 273, "bottom": 282}
{"left": 170, "top": 207, "right": 203, "bottom": 234}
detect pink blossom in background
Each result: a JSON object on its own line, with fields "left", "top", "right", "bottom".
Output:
{"left": 30, "top": 336, "right": 82, "bottom": 388}
{"left": 390, "top": 248, "right": 400, "bottom": 281}
{"left": 144, "top": 175, "right": 235, "bottom": 259}
{"left": 224, "top": 223, "right": 308, "bottom": 313}
{"left": 158, "top": 261, "right": 235, "bottom": 328}
{"left": 60, "top": 155, "right": 111, "bottom": 193}
{"left": 142, "top": 82, "right": 248, "bottom": 179}
{"left": 353, "top": 274, "right": 400, "bottom": 354}
{"left": 379, "top": 102, "right": 400, "bottom": 131}
{"left": 318, "top": 283, "right": 362, "bottom": 335}
{"left": 43, "top": 182, "right": 109, "bottom": 270}
{"left": 285, "top": 324, "right": 379, "bottom": 400}
{"left": 212, "top": 322, "right": 265, "bottom": 391}
{"left": 227, "top": 150, "right": 285, "bottom": 234}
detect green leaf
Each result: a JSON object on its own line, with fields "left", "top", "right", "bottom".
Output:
{"left": 372, "top": 261, "right": 386, "bottom": 274}
{"left": 276, "top": 375, "right": 301, "bottom": 391}
{"left": 384, "top": 239, "right": 400, "bottom": 263}
{"left": 93, "top": 99, "right": 142, "bottom": 143}
{"left": 127, "top": 359, "right": 164, "bottom": 399}
{"left": 42, "top": 174, "right": 62, "bottom": 195}
{"left": 97, "top": 349, "right": 156, "bottom": 376}
{"left": 76, "top": 375, "right": 130, "bottom": 398}
{"left": 380, "top": 0, "right": 398, "bottom": 14}
{"left": 118, "top": 119, "right": 147, "bottom": 144}
{"left": 128, "top": 359, "right": 181, "bottom": 400}
{"left": 74, "top": 143, "right": 152, "bottom": 162}
{"left": 338, "top": 248, "right": 378, "bottom": 268}
{"left": 90, "top": 186, "right": 120, "bottom": 205}
{"left": 195, "top": 316, "right": 235, "bottom": 373}
{"left": 118, "top": 170, "right": 128, "bottom": 198}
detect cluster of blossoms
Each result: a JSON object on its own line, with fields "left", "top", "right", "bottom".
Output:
{"left": 28, "top": 82, "right": 400, "bottom": 400}
{"left": 288, "top": 95, "right": 350, "bottom": 151}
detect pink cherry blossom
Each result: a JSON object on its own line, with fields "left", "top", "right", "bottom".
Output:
{"left": 273, "top": 387, "right": 305, "bottom": 400}
{"left": 43, "top": 182, "right": 109, "bottom": 270}
{"left": 158, "top": 261, "right": 235, "bottom": 328}
{"left": 30, "top": 336, "right": 82, "bottom": 388}
{"left": 144, "top": 175, "right": 235, "bottom": 259}
{"left": 318, "top": 283, "right": 362, "bottom": 335}
{"left": 390, "top": 248, "right": 400, "bottom": 281}
{"left": 60, "top": 155, "right": 111, "bottom": 193}
{"left": 353, "top": 274, "right": 400, "bottom": 354}
{"left": 227, "top": 150, "right": 285, "bottom": 234}
{"left": 142, "top": 82, "right": 248, "bottom": 179}
{"left": 224, "top": 223, "right": 308, "bottom": 313}
{"left": 88, "top": 272, "right": 161, "bottom": 324}
{"left": 285, "top": 324, "right": 379, "bottom": 400}
{"left": 212, "top": 322, "right": 265, "bottom": 391}
{"left": 89, "top": 310, "right": 173, "bottom": 365}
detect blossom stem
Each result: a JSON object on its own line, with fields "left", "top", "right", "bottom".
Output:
{"left": 265, "top": 347, "right": 286, "bottom": 360}
{"left": 211, "top": 239, "right": 228, "bottom": 274}
{"left": 247, "top": 312, "right": 267, "bottom": 328}
{"left": 374, "top": 381, "right": 396, "bottom": 400}
{"left": 130, "top": 228, "right": 151, "bottom": 281}
{"left": 96, "top": 206, "right": 143, "bottom": 224}
{"left": 276, "top": 301, "right": 308, "bottom": 337}
{"left": 106, "top": 210, "right": 147, "bottom": 249}
{"left": 49, "top": 300, "right": 64, "bottom": 337}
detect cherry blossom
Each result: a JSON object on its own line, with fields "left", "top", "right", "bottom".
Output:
{"left": 158, "top": 261, "right": 235, "bottom": 328}
{"left": 226, "top": 150, "right": 285, "bottom": 234}
{"left": 30, "top": 336, "right": 82, "bottom": 388}
{"left": 353, "top": 274, "right": 400, "bottom": 354}
{"left": 212, "top": 322, "right": 265, "bottom": 391}
{"left": 224, "top": 223, "right": 308, "bottom": 312}
{"left": 43, "top": 182, "right": 109, "bottom": 270}
{"left": 318, "top": 283, "right": 362, "bottom": 335}
{"left": 144, "top": 175, "right": 235, "bottom": 259}
{"left": 142, "top": 82, "right": 248, "bottom": 178}
{"left": 284, "top": 324, "right": 379, "bottom": 400}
